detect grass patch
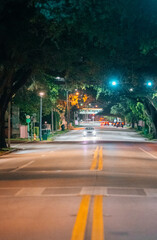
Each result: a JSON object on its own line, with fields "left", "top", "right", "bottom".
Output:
{"left": 5, "top": 130, "right": 69, "bottom": 143}
{"left": 48, "top": 129, "right": 69, "bottom": 140}
{"left": 0, "top": 148, "right": 15, "bottom": 156}
{"left": 142, "top": 132, "right": 154, "bottom": 140}
{"left": 7, "top": 138, "right": 40, "bottom": 142}
{"left": 136, "top": 128, "right": 154, "bottom": 140}
{"left": 9, "top": 138, "right": 29, "bottom": 141}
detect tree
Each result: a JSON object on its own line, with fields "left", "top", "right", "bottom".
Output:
{"left": 0, "top": 0, "right": 90, "bottom": 147}
{"left": 110, "top": 99, "right": 148, "bottom": 128}
{"left": 14, "top": 74, "right": 60, "bottom": 124}
{"left": 2, "top": 0, "right": 157, "bottom": 147}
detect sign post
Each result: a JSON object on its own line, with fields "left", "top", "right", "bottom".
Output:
{"left": 26, "top": 115, "right": 30, "bottom": 139}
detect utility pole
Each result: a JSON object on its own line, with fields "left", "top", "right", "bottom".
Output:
{"left": 39, "top": 92, "right": 44, "bottom": 141}
{"left": 39, "top": 96, "right": 42, "bottom": 141}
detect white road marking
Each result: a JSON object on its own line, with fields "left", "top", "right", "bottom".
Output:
{"left": 80, "top": 186, "right": 107, "bottom": 196}
{"left": 139, "top": 147, "right": 157, "bottom": 159}
{"left": 15, "top": 187, "right": 45, "bottom": 196}
{"left": 10, "top": 160, "right": 34, "bottom": 172}
{"left": 0, "top": 187, "right": 157, "bottom": 197}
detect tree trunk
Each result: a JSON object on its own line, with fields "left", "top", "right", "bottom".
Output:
{"left": 0, "top": 108, "right": 7, "bottom": 148}
{"left": 0, "top": 68, "right": 33, "bottom": 148}
{"left": 143, "top": 99, "right": 157, "bottom": 138}
{"left": 132, "top": 120, "right": 135, "bottom": 128}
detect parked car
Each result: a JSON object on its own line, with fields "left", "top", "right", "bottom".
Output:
{"left": 83, "top": 127, "right": 96, "bottom": 136}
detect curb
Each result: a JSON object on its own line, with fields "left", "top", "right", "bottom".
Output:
{"left": 22, "top": 140, "right": 157, "bottom": 144}
{"left": 0, "top": 148, "right": 19, "bottom": 156}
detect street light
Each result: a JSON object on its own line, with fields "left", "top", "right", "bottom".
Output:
{"left": 111, "top": 80, "right": 117, "bottom": 86}
{"left": 109, "top": 77, "right": 118, "bottom": 87}
{"left": 39, "top": 92, "right": 44, "bottom": 141}
{"left": 66, "top": 90, "right": 70, "bottom": 129}
{"left": 147, "top": 81, "right": 152, "bottom": 87}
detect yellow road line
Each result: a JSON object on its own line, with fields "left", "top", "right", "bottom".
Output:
{"left": 98, "top": 146, "right": 103, "bottom": 170}
{"left": 71, "top": 195, "right": 91, "bottom": 240}
{"left": 91, "top": 195, "right": 104, "bottom": 240}
{"left": 90, "top": 146, "right": 99, "bottom": 170}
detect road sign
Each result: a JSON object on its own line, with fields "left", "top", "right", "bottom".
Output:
{"left": 26, "top": 118, "right": 31, "bottom": 123}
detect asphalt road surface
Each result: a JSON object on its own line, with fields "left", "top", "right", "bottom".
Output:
{"left": 54, "top": 126, "right": 147, "bottom": 142}
{"left": 0, "top": 127, "right": 157, "bottom": 240}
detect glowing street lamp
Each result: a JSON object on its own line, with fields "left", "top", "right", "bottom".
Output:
{"left": 111, "top": 81, "right": 117, "bottom": 86}
{"left": 110, "top": 77, "right": 118, "bottom": 87}
{"left": 39, "top": 92, "right": 45, "bottom": 141}
{"left": 39, "top": 92, "right": 44, "bottom": 97}
{"left": 147, "top": 81, "right": 152, "bottom": 87}
{"left": 129, "top": 88, "right": 133, "bottom": 92}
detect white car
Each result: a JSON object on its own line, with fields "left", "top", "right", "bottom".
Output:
{"left": 83, "top": 127, "right": 96, "bottom": 136}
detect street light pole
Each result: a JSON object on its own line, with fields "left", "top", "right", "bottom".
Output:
{"left": 39, "top": 92, "right": 44, "bottom": 141}
{"left": 66, "top": 90, "right": 69, "bottom": 129}
{"left": 8, "top": 102, "right": 11, "bottom": 148}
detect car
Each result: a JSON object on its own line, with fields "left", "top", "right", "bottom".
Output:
{"left": 83, "top": 127, "right": 96, "bottom": 136}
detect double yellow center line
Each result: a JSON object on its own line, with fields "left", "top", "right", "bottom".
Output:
{"left": 92, "top": 196, "right": 104, "bottom": 240}
{"left": 90, "top": 146, "right": 103, "bottom": 171}
{"left": 71, "top": 146, "right": 104, "bottom": 240}
{"left": 71, "top": 195, "right": 91, "bottom": 240}
{"left": 71, "top": 195, "right": 104, "bottom": 240}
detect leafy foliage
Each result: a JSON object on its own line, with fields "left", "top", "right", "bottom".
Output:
{"left": 14, "top": 74, "right": 60, "bottom": 123}
{"left": 2, "top": 0, "right": 157, "bottom": 147}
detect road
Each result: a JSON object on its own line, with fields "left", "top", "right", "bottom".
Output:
{"left": 0, "top": 127, "right": 157, "bottom": 240}
{"left": 54, "top": 126, "right": 147, "bottom": 142}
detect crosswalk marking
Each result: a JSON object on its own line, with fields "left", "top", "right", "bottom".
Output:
{"left": 15, "top": 187, "right": 45, "bottom": 196}
{"left": 0, "top": 187, "right": 157, "bottom": 197}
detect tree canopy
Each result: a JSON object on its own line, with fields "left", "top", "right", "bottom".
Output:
{"left": 1, "top": 0, "right": 157, "bottom": 147}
